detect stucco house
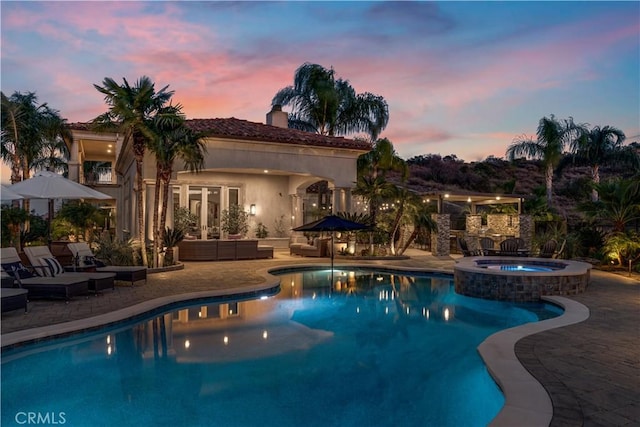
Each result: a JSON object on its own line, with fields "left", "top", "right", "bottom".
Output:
{"left": 67, "top": 106, "right": 371, "bottom": 246}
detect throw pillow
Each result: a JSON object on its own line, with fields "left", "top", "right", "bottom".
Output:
{"left": 42, "top": 257, "right": 64, "bottom": 277}
{"left": 1, "top": 261, "right": 33, "bottom": 279}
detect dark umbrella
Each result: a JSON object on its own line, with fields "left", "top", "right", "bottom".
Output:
{"left": 293, "top": 215, "right": 370, "bottom": 286}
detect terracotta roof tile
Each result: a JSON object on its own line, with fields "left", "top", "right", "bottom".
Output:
{"left": 69, "top": 118, "right": 372, "bottom": 151}
{"left": 187, "top": 118, "right": 371, "bottom": 150}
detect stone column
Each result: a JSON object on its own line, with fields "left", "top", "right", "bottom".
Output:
{"left": 465, "top": 214, "right": 482, "bottom": 252}
{"left": 519, "top": 215, "right": 533, "bottom": 250}
{"left": 431, "top": 214, "right": 451, "bottom": 257}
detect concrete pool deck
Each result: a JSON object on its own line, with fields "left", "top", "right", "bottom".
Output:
{"left": 1, "top": 249, "right": 638, "bottom": 426}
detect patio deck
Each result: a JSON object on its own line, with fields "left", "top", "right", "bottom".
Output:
{"left": 1, "top": 248, "right": 638, "bottom": 426}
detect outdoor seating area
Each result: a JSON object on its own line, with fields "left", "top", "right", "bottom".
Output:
{"left": 456, "top": 236, "right": 563, "bottom": 259}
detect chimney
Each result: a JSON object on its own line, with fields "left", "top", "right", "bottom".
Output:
{"left": 266, "top": 104, "right": 288, "bottom": 128}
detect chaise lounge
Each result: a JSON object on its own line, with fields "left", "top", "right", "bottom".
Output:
{"left": 67, "top": 242, "right": 147, "bottom": 286}
{"left": 23, "top": 246, "right": 116, "bottom": 293}
{"left": 0, "top": 247, "right": 89, "bottom": 301}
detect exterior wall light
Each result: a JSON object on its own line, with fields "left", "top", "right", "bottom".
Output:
{"left": 250, "top": 204, "right": 256, "bottom": 215}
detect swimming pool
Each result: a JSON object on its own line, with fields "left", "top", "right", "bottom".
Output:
{"left": 1, "top": 268, "right": 561, "bottom": 426}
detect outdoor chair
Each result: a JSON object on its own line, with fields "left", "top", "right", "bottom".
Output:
{"left": 499, "top": 238, "right": 521, "bottom": 256}
{"left": 479, "top": 237, "right": 495, "bottom": 255}
{"left": 0, "top": 247, "right": 89, "bottom": 301}
{"left": 457, "top": 237, "right": 480, "bottom": 257}
{"left": 67, "top": 242, "right": 147, "bottom": 286}
{"left": 291, "top": 237, "right": 330, "bottom": 257}
{"left": 23, "top": 246, "right": 115, "bottom": 294}
{"left": 539, "top": 239, "right": 558, "bottom": 258}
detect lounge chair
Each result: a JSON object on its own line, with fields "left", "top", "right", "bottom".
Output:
{"left": 67, "top": 242, "right": 147, "bottom": 286}
{"left": 539, "top": 239, "right": 558, "bottom": 258}
{"left": 0, "top": 247, "right": 89, "bottom": 301}
{"left": 23, "top": 246, "right": 116, "bottom": 293}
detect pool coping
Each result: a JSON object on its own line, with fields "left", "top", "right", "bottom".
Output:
{"left": 0, "top": 264, "right": 591, "bottom": 426}
{"left": 479, "top": 295, "right": 590, "bottom": 426}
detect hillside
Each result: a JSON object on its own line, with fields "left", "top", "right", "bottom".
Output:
{"left": 396, "top": 154, "right": 636, "bottom": 226}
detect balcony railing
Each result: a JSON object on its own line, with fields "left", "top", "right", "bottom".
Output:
{"left": 82, "top": 167, "right": 113, "bottom": 185}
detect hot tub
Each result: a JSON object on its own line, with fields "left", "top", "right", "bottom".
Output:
{"left": 454, "top": 257, "right": 591, "bottom": 302}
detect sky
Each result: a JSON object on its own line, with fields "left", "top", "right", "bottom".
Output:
{"left": 1, "top": 1, "right": 638, "bottom": 177}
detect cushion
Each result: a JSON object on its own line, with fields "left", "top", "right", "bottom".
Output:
{"left": 42, "top": 257, "right": 64, "bottom": 277}
{"left": 1, "top": 261, "right": 33, "bottom": 279}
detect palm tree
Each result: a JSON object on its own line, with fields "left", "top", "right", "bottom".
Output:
{"left": 92, "top": 76, "right": 176, "bottom": 266}
{"left": 30, "top": 107, "right": 72, "bottom": 174}
{"left": 355, "top": 138, "right": 407, "bottom": 255}
{"left": 568, "top": 125, "right": 639, "bottom": 201}
{"left": 580, "top": 178, "right": 640, "bottom": 232}
{"left": 506, "top": 115, "right": 584, "bottom": 206}
{"left": 272, "top": 63, "right": 389, "bottom": 141}
{"left": 147, "top": 113, "right": 206, "bottom": 266}
{"left": 1, "top": 91, "right": 70, "bottom": 241}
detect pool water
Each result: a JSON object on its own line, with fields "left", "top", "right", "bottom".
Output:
{"left": 1, "top": 268, "right": 562, "bottom": 427}
{"left": 485, "top": 264, "right": 556, "bottom": 272}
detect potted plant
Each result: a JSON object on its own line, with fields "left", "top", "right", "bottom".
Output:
{"left": 256, "top": 222, "right": 269, "bottom": 239}
{"left": 221, "top": 205, "right": 249, "bottom": 239}
{"left": 163, "top": 227, "right": 185, "bottom": 266}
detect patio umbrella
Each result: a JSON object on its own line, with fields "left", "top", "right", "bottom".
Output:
{"left": 293, "top": 215, "right": 370, "bottom": 286}
{"left": 1, "top": 184, "right": 25, "bottom": 202}
{"left": 7, "top": 171, "right": 111, "bottom": 244}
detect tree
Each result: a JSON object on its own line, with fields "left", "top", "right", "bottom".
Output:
{"left": 567, "top": 125, "right": 639, "bottom": 201}
{"left": 92, "top": 76, "right": 176, "bottom": 266}
{"left": 1, "top": 91, "right": 71, "bottom": 242}
{"left": 579, "top": 178, "right": 640, "bottom": 232}
{"left": 147, "top": 113, "right": 205, "bottom": 266}
{"left": 272, "top": 63, "right": 389, "bottom": 141}
{"left": 356, "top": 138, "right": 407, "bottom": 254}
{"left": 506, "top": 115, "right": 584, "bottom": 206}
{"left": 30, "top": 107, "right": 72, "bottom": 175}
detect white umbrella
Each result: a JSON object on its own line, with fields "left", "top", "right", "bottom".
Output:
{"left": 7, "top": 171, "right": 112, "bottom": 244}
{"left": 1, "top": 184, "right": 25, "bottom": 202}
{"left": 7, "top": 171, "right": 111, "bottom": 200}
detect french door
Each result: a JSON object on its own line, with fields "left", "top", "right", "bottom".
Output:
{"left": 186, "top": 186, "right": 239, "bottom": 240}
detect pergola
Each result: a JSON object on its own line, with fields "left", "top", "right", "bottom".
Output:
{"left": 419, "top": 191, "right": 526, "bottom": 214}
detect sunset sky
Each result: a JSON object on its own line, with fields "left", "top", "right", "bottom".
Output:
{"left": 1, "top": 1, "right": 638, "bottom": 169}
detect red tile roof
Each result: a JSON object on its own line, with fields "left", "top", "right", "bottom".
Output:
{"left": 69, "top": 118, "right": 372, "bottom": 151}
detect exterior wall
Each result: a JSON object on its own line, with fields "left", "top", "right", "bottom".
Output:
{"left": 85, "top": 129, "right": 366, "bottom": 244}
{"left": 201, "top": 138, "right": 359, "bottom": 188}
{"left": 175, "top": 171, "right": 301, "bottom": 238}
